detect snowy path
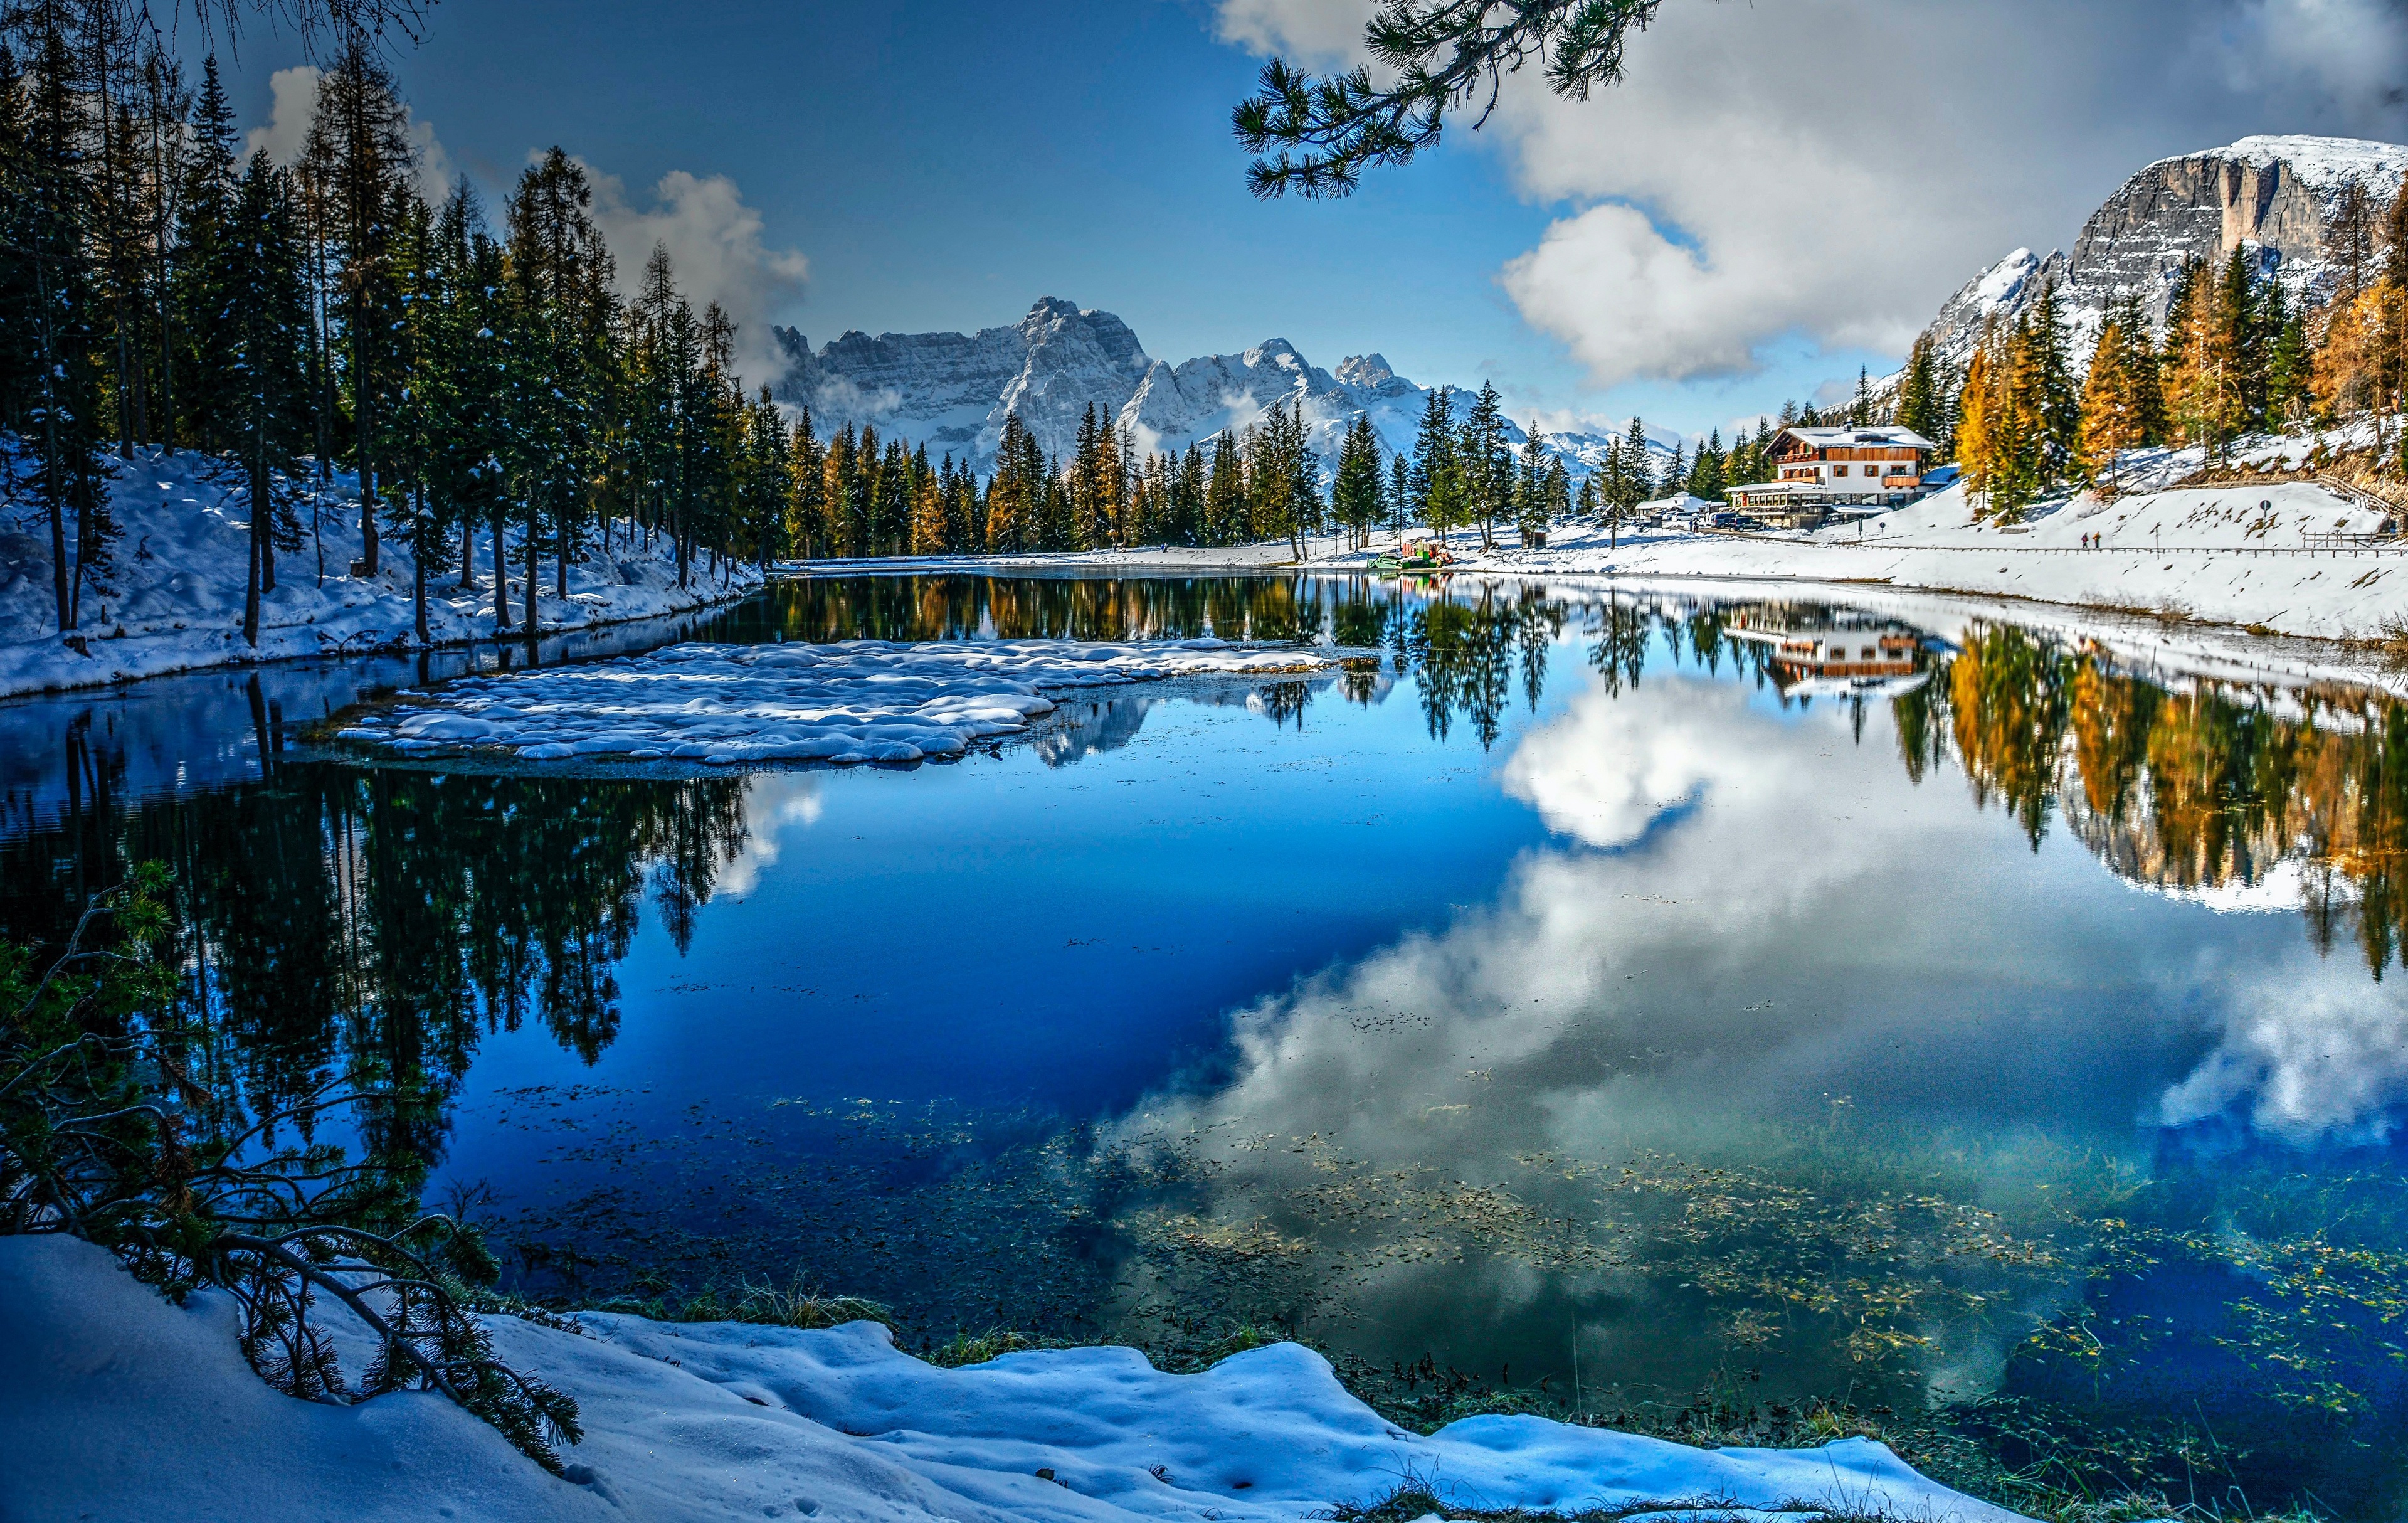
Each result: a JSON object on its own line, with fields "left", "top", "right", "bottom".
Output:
{"left": 0, "top": 1238, "right": 2027, "bottom": 1523}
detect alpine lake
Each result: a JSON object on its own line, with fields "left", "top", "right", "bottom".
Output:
{"left": 9, "top": 570, "right": 2408, "bottom": 1521}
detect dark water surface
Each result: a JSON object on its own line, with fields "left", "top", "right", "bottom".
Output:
{"left": 8, "top": 573, "right": 2408, "bottom": 1517}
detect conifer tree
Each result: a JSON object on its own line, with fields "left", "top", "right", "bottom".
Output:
{"left": 2265, "top": 290, "right": 2310, "bottom": 430}
{"left": 1459, "top": 381, "right": 1512, "bottom": 548}
{"left": 218, "top": 152, "right": 312, "bottom": 644}
{"left": 504, "top": 147, "right": 614, "bottom": 600}
{"left": 874, "top": 438, "right": 911, "bottom": 557}
{"left": 2163, "top": 252, "right": 2249, "bottom": 459}
{"left": 1513, "top": 425, "right": 1548, "bottom": 544}
{"left": 388, "top": 189, "right": 440, "bottom": 637}
{"left": 785, "top": 406, "right": 825, "bottom": 560}
{"left": 1895, "top": 333, "right": 1955, "bottom": 457}
{"left": 1686, "top": 427, "right": 1726, "bottom": 500}
{"left": 1616, "top": 416, "right": 1650, "bottom": 509}
{"left": 1175, "top": 443, "right": 1206, "bottom": 546}
{"left": 2024, "top": 275, "right": 2081, "bottom": 482}
{"left": 8, "top": 9, "right": 113, "bottom": 630}
{"left": 1657, "top": 442, "right": 1685, "bottom": 499}
{"left": 986, "top": 411, "right": 1042, "bottom": 552}
{"left": 422, "top": 182, "right": 509, "bottom": 612}
{"left": 907, "top": 441, "right": 943, "bottom": 555}
{"left": 2078, "top": 310, "right": 2147, "bottom": 491}
{"left": 1408, "top": 384, "right": 1454, "bottom": 533}
{"left": 1331, "top": 410, "right": 1382, "bottom": 548}
{"left": 303, "top": 33, "right": 415, "bottom": 576}
{"left": 172, "top": 54, "right": 239, "bottom": 450}
{"left": 1206, "top": 429, "right": 1245, "bottom": 544}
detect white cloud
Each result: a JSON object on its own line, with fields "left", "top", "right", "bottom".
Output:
{"left": 1213, "top": 0, "right": 1368, "bottom": 62}
{"left": 243, "top": 66, "right": 317, "bottom": 167}
{"left": 242, "top": 71, "right": 803, "bottom": 384}
{"left": 714, "top": 776, "right": 825, "bottom": 901}
{"left": 2157, "top": 965, "right": 2408, "bottom": 1144}
{"left": 243, "top": 64, "right": 455, "bottom": 206}
{"left": 586, "top": 164, "right": 811, "bottom": 385}
{"left": 1218, "top": 0, "right": 2408, "bottom": 389}
{"left": 1114, "top": 640, "right": 2400, "bottom": 1196}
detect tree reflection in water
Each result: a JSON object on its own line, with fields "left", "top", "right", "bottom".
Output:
{"left": 1, "top": 753, "right": 753, "bottom": 1167}
{"left": 1374, "top": 586, "right": 2408, "bottom": 983}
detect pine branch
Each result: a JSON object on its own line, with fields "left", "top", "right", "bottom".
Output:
{"left": 1233, "top": 0, "right": 1667, "bottom": 198}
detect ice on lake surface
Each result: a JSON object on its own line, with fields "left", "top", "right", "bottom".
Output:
{"left": 10, "top": 571, "right": 2408, "bottom": 1518}
{"left": 334, "top": 635, "right": 1331, "bottom": 765}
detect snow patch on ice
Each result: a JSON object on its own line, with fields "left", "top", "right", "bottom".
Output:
{"left": 337, "top": 638, "right": 1331, "bottom": 765}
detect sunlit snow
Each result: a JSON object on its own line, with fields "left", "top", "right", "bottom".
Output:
{"left": 339, "top": 638, "right": 1331, "bottom": 765}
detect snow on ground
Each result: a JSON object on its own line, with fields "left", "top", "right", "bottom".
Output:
{"left": 0, "top": 1236, "right": 2026, "bottom": 1523}
{"left": 826, "top": 432, "right": 2408, "bottom": 645}
{"left": 337, "top": 638, "right": 1331, "bottom": 765}
{"left": 1431, "top": 478, "right": 2404, "bottom": 642}
{"left": 0, "top": 444, "right": 762, "bottom": 698}
{"left": 1270, "top": 437, "right": 2408, "bottom": 644}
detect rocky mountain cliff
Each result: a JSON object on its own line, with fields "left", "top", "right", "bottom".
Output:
{"left": 1919, "top": 134, "right": 2408, "bottom": 371}
{"left": 771, "top": 299, "right": 1642, "bottom": 478}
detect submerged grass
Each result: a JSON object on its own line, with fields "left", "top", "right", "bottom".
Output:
{"left": 584, "top": 1273, "right": 890, "bottom": 1331}
{"left": 488, "top": 1091, "right": 2408, "bottom": 1522}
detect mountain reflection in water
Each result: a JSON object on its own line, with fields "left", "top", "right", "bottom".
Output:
{"left": 6, "top": 573, "right": 2408, "bottom": 1517}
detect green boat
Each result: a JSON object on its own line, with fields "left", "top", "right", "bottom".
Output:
{"left": 1370, "top": 549, "right": 1450, "bottom": 575}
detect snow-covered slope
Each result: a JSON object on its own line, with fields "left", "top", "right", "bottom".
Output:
{"left": 773, "top": 298, "right": 1659, "bottom": 478}
{"left": 0, "top": 1236, "right": 2026, "bottom": 1523}
{"left": 1920, "top": 134, "right": 2408, "bottom": 373}
{"left": 0, "top": 445, "right": 762, "bottom": 699}
{"left": 1304, "top": 459, "right": 2407, "bottom": 643}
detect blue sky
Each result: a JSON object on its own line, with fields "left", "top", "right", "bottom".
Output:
{"left": 196, "top": 0, "right": 2408, "bottom": 440}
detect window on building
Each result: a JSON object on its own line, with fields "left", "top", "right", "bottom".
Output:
{"left": 1832, "top": 465, "right": 1847, "bottom": 477}
{"left": 1862, "top": 647, "right": 1877, "bottom": 659}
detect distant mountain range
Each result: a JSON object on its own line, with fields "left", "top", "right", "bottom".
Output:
{"left": 1915, "top": 134, "right": 2408, "bottom": 373}
{"left": 769, "top": 297, "right": 1668, "bottom": 479}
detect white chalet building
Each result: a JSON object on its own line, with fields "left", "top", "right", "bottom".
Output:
{"left": 1726, "top": 426, "right": 1938, "bottom": 526}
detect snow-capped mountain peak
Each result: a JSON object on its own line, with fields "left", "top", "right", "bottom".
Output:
{"left": 1913, "top": 134, "right": 2408, "bottom": 378}
{"left": 772, "top": 301, "right": 1637, "bottom": 477}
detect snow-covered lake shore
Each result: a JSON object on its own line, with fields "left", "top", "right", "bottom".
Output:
{"left": 797, "top": 442, "right": 2408, "bottom": 648}
{"left": 0, "top": 1236, "right": 2025, "bottom": 1523}
{"left": 0, "top": 448, "right": 763, "bottom": 699}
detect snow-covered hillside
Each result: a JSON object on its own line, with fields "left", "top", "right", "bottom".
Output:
{"left": 1920, "top": 134, "right": 2408, "bottom": 375}
{"left": 0, "top": 447, "right": 762, "bottom": 699}
{"left": 0, "top": 1236, "right": 2024, "bottom": 1523}
{"left": 772, "top": 297, "right": 1667, "bottom": 479}
{"left": 1303, "top": 455, "right": 2408, "bottom": 644}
